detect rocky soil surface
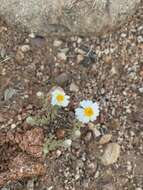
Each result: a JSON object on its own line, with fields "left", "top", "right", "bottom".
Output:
{"left": 0, "top": 2, "right": 143, "bottom": 190}
{"left": 0, "top": 0, "right": 141, "bottom": 35}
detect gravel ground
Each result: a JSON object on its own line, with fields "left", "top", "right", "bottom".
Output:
{"left": 0, "top": 2, "right": 143, "bottom": 190}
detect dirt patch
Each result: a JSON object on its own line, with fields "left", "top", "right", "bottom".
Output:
{"left": 0, "top": 128, "right": 45, "bottom": 187}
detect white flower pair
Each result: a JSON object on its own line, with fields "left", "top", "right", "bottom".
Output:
{"left": 51, "top": 89, "right": 99, "bottom": 124}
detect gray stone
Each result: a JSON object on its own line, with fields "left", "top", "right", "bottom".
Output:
{"left": 69, "top": 82, "right": 79, "bottom": 92}
{"left": 55, "top": 72, "right": 71, "bottom": 86}
{"left": 57, "top": 52, "right": 67, "bottom": 61}
{"left": 101, "top": 143, "right": 120, "bottom": 165}
{"left": 0, "top": 0, "right": 140, "bottom": 36}
{"left": 53, "top": 40, "right": 63, "bottom": 47}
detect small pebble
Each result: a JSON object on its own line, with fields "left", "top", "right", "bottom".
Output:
{"left": 29, "top": 33, "right": 35, "bottom": 38}
{"left": 57, "top": 52, "right": 67, "bottom": 61}
{"left": 56, "top": 150, "right": 62, "bottom": 158}
{"left": 11, "top": 123, "right": 17, "bottom": 129}
{"left": 70, "top": 82, "right": 79, "bottom": 92}
{"left": 139, "top": 87, "right": 143, "bottom": 93}
{"left": 47, "top": 186, "right": 53, "bottom": 190}
{"left": 84, "top": 131, "right": 92, "bottom": 143}
{"left": 121, "top": 33, "right": 127, "bottom": 38}
{"left": 127, "top": 161, "right": 132, "bottom": 172}
{"left": 20, "top": 44, "right": 30, "bottom": 52}
{"left": 99, "top": 134, "right": 112, "bottom": 145}
{"left": 77, "top": 54, "right": 84, "bottom": 64}
{"left": 56, "top": 128, "right": 65, "bottom": 139}
{"left": 101, "top": 143, "right": 120, "bottom": 166}
{"left": 53, "top": 40, "right": 62, "bottom": 47}
{"left": 89, "top": 124, "right": 101, "bottom": 137}
{"left": 30, "top": 36, "right": 46, "bottom": 48}
{"left": 15, "top": 49, "right": 24, "bottom": 62}
{"left": 77, "top": 37, "right": 82, "bottom": 44}
{"left": 36, "top": 91, "right": 44, "bottom": 97}
{"left": 55, "top": 72, "right": 70, "bottom": 86}
{"left": 109, "top": 119, "right": 120, "bottom": 129}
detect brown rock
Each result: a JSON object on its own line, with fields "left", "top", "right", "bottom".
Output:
{"left": 77, "top": 54, "right": 84, "bottom": 64}
{"left": 84, "top": 131, "right": 93, "bottom": 143}
{"left": 0, "top": 153, "right": 46, "bottom": 187}
{"left": 139, "top": 70, "right": 143, "bottom": 77}
{"left": 19, "top": 128, "right": 44, "bottom": 158}
{"left": 104, "top": 55, "right": 112, "bottom": 64}
{"left": 99, "top": 134, "right": 112, "bottom": 145}
{"left": 15, "top": 49, "right": 24, "bottom": 62}
{"left": 109, "top": 119, "right": 120, "bottom": 129}
{"left": 56, "top": 128, "right": 65, "bottom": 139}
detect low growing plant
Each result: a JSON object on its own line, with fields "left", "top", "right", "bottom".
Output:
{"left": 26, "top": 86, "right": 100, "bottom": 155}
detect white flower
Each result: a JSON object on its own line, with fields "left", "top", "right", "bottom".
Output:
{"left": 75, "top": 100, "right": 99, "bottom": 124}
{"left": 63, "top": 139, "right": 72, "bottom": 148}
{"left": 51, "top": 89, "right": 70, "bottom": 107}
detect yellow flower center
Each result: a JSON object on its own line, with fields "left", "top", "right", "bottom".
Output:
{"left": 84, "top": 107, "right": 94, "bottom": 117}
{"left": 56, "top": 94, "right": 64, "bottom": 102}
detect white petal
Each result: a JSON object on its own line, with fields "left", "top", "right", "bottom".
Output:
{"left": 62, "top": 99, "right": 70, "bottom": 107}
{"left": 92, "top": 102, "right": 99, "bottom": 110}
{"left": 65, "top": 95, "right": 70, "bottom": 99}
{"left": 90, "top": 114, "right": 97, "bottom": 122}
{"left": 76, "top": 109, "right": 90, "bottom": 123}
{"left": 91, "top": 103, "right": 100, "bottom": 116}
{"left": 80, "top": 116, "right": 90, "bottom": 123}
{"left": 80, "top": 100, "right": 93, "bottom": 108}
{"left": 75, "top": 108, "right": 83, "bottom": 115}
{"left": 51, "top": 97, "right": 57, "bottom": 106}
